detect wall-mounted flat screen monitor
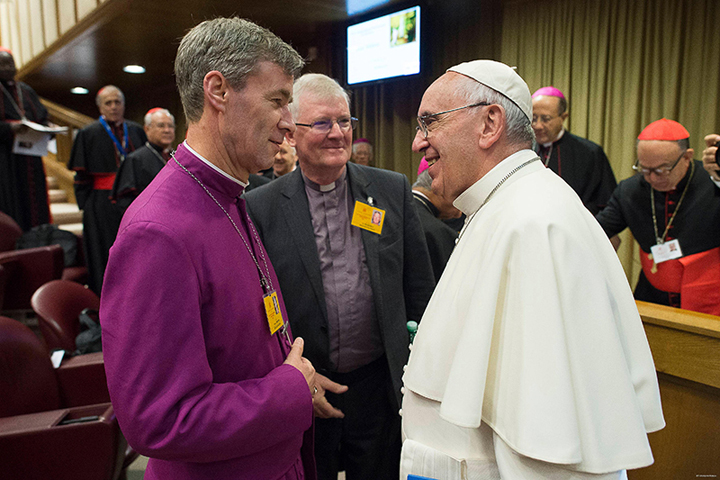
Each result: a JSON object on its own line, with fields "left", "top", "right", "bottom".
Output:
{"left": 346, "top": 5, "right": 421, "bottom": 86}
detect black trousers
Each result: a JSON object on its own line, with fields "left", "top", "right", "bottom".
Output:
{"left": 314, "top": 356, "right": 401, "bottom": 480}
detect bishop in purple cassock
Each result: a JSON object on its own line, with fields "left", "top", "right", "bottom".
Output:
{"left": 100, "top": 17, "right": 316, "bottom": 480}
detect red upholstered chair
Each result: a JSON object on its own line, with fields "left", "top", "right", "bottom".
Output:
{"left": 32, "top": 279, "right": 101, "bottom": 352}
{"left": 0, "top": 210, "right": 89, "bottom": 288}
{"left": 0, "top": 315, "right": 129, "bottom": 479}
{"left": 0, "top": 244, "right": 64, "bottom": 312}
{"left": 0, "top": 211, "right": 23, "bottom": 252}
{"left": 0, "top": 264, "right": 7, "bottom": 310}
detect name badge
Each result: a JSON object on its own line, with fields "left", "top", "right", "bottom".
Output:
{"left": 650, "top": 239, "right": 683, "bottom": 264}
{"left": 351, "top": 200, "right": 385, "bottom": 234}
{"left": 263, "top": 290, "right": 284, "bottom": 335}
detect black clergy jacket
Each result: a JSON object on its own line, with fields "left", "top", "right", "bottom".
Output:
{"left": 535, "top": 130, "right": 617, "bottom": 215}
{"left": 596, "top": 160, "right": 720, "bottom": 306}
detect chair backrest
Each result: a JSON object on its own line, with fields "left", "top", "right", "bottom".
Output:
{"left": 0, "top": 316, "right": 60, "bottom": 417}
{"left": 31, "top": 280, "right": 101, "bottom": 352}
{"left": 0, "top": 245, "right": 65, "bottom": 311}
{"left": 0, "top": 265, "right": 6, "bottom": 310}
{"left": 0, "top": 211, "right": 22, "bottom": 252}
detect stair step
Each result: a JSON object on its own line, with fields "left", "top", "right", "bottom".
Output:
{"left": 46, "top": 176, "right": 59, "bottom": 190}
{"left": 48, "top": 189, "right": 68, "bottom": 203}
{"left": 59, "top": 222, "right": 83, "bottom": 236}
{"left": 51, "top": 202, "right": 83, "bottom": 225}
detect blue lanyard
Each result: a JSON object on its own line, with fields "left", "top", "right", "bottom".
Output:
{"left": 98, "top": 116, "right": 129, "bottom": 158}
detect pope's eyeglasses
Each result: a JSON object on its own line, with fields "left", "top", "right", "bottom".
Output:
{"left": 416, "top": 102, "right": 490, "bottom": 138}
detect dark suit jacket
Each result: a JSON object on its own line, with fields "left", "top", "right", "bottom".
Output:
{"left": 245, "top": 163, "right": 435, "bottom": 408}
{"left": 412, "top": 193, "right": 458, "bottom": 283}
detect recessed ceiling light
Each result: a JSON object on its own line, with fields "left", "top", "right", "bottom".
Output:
{"left": 123, "top": 65, "right": 146, "bottom": 74}
{"left": 71, "top": 87, "right": 89, "bottom": 94}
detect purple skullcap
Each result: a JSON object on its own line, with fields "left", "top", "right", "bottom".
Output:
{"left": 532, "top": 86, "right": 565, "bottom": 99}
{"left": 417, "top": 157, "right": 429, "bottom": 175}
{"left": 353, "top": 138, "right": 370, "bottom": 145}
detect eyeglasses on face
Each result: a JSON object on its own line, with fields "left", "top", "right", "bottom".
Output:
{"left": 295, "top": 117, "right": 358, "bottom": 133}
{"left": 415, "top": 102, "right": 490, "bottom": 138}
{"left": 632, "top": 150, "right": 687, "bottom": 177}
{"left": 531, "top": 114, "right": 562, "bottom": 125}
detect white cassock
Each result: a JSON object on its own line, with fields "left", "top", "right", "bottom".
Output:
{"left": 401, "top": 149, "right": 665, "bottom": 480}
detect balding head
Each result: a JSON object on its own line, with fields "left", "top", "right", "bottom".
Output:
{"left": 96, "top": 85, "right": 125, "bottom": 123}
{"left": 0, "top": 50, "right": 17, "bottom": 82}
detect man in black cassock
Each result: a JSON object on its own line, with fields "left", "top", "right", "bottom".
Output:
{"left": 597, "top": 119, "right": 720, "bottom": 316}
{"left": 531, "top": 86, "right": 616, "bottom": 215}
{"left": 68, "top": 85, "right": 146, "bottom": 295}
{"left": 112, "top": 108, "right": 175, "bottom": 211}
{"left": 0, "top": 47, "right": 51, "bottom": 231}
{"left": 412, "top": 170, "right": 460, "bottom": 282}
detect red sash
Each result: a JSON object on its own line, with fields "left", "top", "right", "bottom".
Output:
{"left": 641, "top": 247, "right": 720, "bottom": 316}
{"left": 91, "top": 173, "right": 116, "bottom": 190}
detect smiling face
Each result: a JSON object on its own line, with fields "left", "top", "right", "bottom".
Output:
{"left": 636, "top": 140, "right": 692, "bottom": 192}
{"left": 145, "top": 111, "right": 176, "bottom": 150}
{"left": 220, "top": 61, "right": 295, "bottom": 178}
{"left": 411, "top": 73, "right": 485, "bottom": 202}
{"left": 531, "top": 95, "right": 567, "bottom": 144}
{"left": 291, "top": 92, "right": 352, "bottom": 183}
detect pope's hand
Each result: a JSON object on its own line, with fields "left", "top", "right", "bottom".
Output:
{"left": 312, "top": 373, "right": 349, "bottom": 419}
{"left": 283, "top": 337, "right": 316, "bottom": 393}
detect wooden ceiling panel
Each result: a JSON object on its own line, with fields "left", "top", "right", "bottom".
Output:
{"left": 18, "top": 0, "right": 404, "bottom": 121}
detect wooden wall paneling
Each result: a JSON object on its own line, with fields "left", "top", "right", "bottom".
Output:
{"left": 17, "top": 0, "right": 32, "bottom": 66}
{"left": 76, "top": 0, "right": 97, "bottom": 21}
{"left": 628, "top": 374, "right": 720, "bottom": 480}
{"left": 58, "top": 0, "right": 77, "bottom": 35}
{"left": 29, "top": 0, "right": 46, "bottom": 56}
{"left": 628, "top": 301, "right": 720, "bottom": 479}
{"left": 0, "top": 4, "right": 9, "bottom": 49}
{"left": 42, "top": 0, "right": 59, "bottom": 46}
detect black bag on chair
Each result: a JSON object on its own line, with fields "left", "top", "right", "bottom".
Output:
{"left": 16, "top": 224, "right": 79, "bottom": 267}
{"left": 74, "top": 308, "right": 102, "bottom": 355}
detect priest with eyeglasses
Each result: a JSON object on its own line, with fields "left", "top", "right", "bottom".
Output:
{"left": 596, "top": 118, "right": 720, "bottom": 315}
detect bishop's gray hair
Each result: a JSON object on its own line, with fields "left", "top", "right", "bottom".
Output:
{"left": 144, "top": 108, "right": 175, "bottom": 126}
{"left": 175, "top": 17, "right": 305, "bottom": 123}
{"left": 290, "top": 73, "right": 351, "bottom": 121}
{"left": 96, "top": 85, "right": 124, "bottom": 107}
{"left": 455, "top": 76, "right": 534, "bottom": 148}
{"left": 413, "top": 170, "right": 433, "bottom": 190}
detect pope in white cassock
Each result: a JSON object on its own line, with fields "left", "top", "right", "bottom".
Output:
{"left": 400, "top": 60, "right": 665, "bottom": 480}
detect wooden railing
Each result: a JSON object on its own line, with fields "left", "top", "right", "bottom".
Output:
{"left": 629, "top": 301, "right": 720, "bottom": 479}
{"left": 39, "top": 98, "right": 95, "bottom": 204}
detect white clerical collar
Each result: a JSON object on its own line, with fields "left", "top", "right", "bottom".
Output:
{"left": 541, "top": 128, "right": 565, "bottom": 148}
{"left": 413, "top": 190, "right": 431, "bottom": 203}
{"left": 183, "top": 141, "right": 248, "bottom": 188}
{"left": 302, "top": 168, "right": 347, "bottom": 192}
{"left": 454, "top": 149, "right": 539, "bottom": 216}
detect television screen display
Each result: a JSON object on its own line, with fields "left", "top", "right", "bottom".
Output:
{"left": 347, "top": 5, "right": 421, "bottom": 86}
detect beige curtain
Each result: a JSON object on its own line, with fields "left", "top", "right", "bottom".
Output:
{"left": 348, "top": 0, "right": 720, "bottom": 284}
{"left": 349, "top": 0, "right": 503, "bottom": 179}
{"left": 501, "top": 0, "right": 720, "bottom": 283}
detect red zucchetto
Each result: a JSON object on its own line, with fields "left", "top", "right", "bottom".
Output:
{"left": 638, "top": 118, "right": 689, "bottom": 141}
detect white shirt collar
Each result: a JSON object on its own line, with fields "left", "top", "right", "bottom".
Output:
{"left": 183, "top": 141, "right": 248, "bottom": 188}
{"left": 454, "top": 149, "right": 539, "bottom": 216}
{"left": 541, "top": 127, "right": 565, "bottom": 148}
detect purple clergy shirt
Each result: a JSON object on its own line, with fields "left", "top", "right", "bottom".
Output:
{"left": 302, "top": 169, "right": 383, "bottom": 373}
{"left": 101, "top": 143, "right": 314, "bottom": 480}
